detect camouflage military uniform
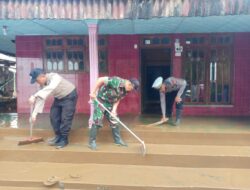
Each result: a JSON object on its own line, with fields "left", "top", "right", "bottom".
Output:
{"left": 93, "top": 76, "right": 127, "bottom": 128}
{"left": 89, "top": 76, "right": 128, "bottom": 150}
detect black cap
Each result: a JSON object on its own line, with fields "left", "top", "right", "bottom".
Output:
{"left": 129, "top": 78, "right": 140, "bottom": 91}
{"left": 29, "top": 68, "right": 44, "bottom": 84}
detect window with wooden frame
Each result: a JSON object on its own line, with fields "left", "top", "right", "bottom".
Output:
{"left": 44, "top": 36, "right": 87, "bottom": 73}
{"left": 140, "top": 35, "right": 171, "bottom": 47}
{"left": 184, "top": 47, "right": 207, "bottom": 103}
{"left": 98, "top": 36, "right": 108, "bottom": 73}
{"left": 209, "top": 35, "right": 233, "bottom": 104}
{"left": 183, "top": 34, "right": 233, "bottom": 105}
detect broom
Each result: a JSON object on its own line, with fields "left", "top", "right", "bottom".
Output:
{"left": 18, "top": 105, "right": 44, "bottom": 145}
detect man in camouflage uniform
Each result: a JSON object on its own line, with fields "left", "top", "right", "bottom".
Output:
{"left": 89, "top": 76, "right": 140, "bottom": 150}
{"left": 152, "top": 76, "right": 187, "bottom": 126}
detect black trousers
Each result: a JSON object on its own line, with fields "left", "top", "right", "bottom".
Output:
{"left": 50, "top": 89, "right": 78, "bottom": 138}
{"left": 166, "top": 88, "right": 187, "bottom": 118}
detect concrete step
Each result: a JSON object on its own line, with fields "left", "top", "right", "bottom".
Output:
{"left": 1, "top": 116, "right": 250, "bottom": 190}
{"left": 1, "top": 127, "right": 250, "bottom": 146}
{"left": 0, "top": 187, "right": 65, "bottom": 190}
{"left": 0, "top": 161, "right": 249, "bottom": 190}
{"left": 1, "top": 138, "right": 250, "bottom": 169}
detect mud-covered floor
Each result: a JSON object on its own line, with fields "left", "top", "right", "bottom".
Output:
{"left": 0, "top": 113, "right": 250, "bottom": 133}
{"left": 1, "top": 113, "right": 250, "bottom": 189}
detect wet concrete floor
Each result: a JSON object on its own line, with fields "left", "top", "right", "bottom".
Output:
{"left": 0, "top": 113, "right": 250, "bottom": 189}
{"left": 0, "top": 113, "right": 250, "bottom": 133}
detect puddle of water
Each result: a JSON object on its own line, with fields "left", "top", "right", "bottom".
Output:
{"left": 0, "top": 113, "right": 89, "bottom": 129}
{"left": 0, "top": 113, "right": 142, "bottom": 129}
{"left": 0, "top": 113, "right": 18, "bottom": 128}
{"left": 0, "top": 113, "right": 249, "bottom": 133}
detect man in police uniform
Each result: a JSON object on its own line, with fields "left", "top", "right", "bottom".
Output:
{"left": 152, "top": 76, "right": 187, "bottom": 126}
{"left": 28, "top": 68, "right": 78, "bottom": 149}
{"left": 89, "top": 76, "right": 140, "bottom": 150}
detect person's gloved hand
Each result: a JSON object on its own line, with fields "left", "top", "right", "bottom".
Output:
{"left": 28, "top": 95, "right": 36, "bottom": 105}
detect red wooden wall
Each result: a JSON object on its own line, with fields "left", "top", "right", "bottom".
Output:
{"left": 108, "top": 35, "right": 140, "bottom": 114}
{"left": 16, "top": 33, "right": 250, "bottom": 116}
{"left": 16, "top": 36, "right": 89, "bottom": 114}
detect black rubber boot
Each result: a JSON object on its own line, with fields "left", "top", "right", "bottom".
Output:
{"left": 112, "top": 127, "right": 127, "bottom": 146}
{"left": 55, "top": 136, "right": 68, "bottom": 149}
{"left": 47, "top": 135, "right": 61, "bottom": 146}
{"left": 88, "top": 125, "right": 99, "bottom": 150}
{"left": 173, "top": 109, "right": 182, "bottom": 126}
{"left": 167, "top": 117, "right": 174, "bottom": 125}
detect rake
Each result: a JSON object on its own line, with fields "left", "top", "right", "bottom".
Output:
{"left": 95, "top": 99, "right": 146, "bottom": 156}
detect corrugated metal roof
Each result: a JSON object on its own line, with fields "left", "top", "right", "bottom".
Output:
{"left": 0, "top": 0, "right": 249, "bottom": 20}
{"left": 1, "top": 14, "right": 250, "bottom": 55}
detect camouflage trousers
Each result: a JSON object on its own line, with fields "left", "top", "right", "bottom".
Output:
{"left": 92, "top": 100, "right": 119, "bottom": 128}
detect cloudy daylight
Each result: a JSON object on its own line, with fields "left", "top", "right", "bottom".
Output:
{"left": 0, "top": 0, "right": 250, "bottom": 189}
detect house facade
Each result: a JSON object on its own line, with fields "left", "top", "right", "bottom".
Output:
{"left": 1, "top": 0, "right": 248, "bottom": 116}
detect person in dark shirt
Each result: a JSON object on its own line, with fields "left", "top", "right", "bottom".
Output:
{"left": 152, "top": 76, "right": 187, "bottom": 126}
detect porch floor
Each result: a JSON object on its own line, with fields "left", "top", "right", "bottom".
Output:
{"left": 1, "top": 113, "right": 250, "bottom": 189}
{"left": 0, "top": 113, "right": 250, "bottom": 134}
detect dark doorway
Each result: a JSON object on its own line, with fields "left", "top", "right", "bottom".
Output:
{"left": 141, "top": 48, "right": 171, "bottom": 114}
